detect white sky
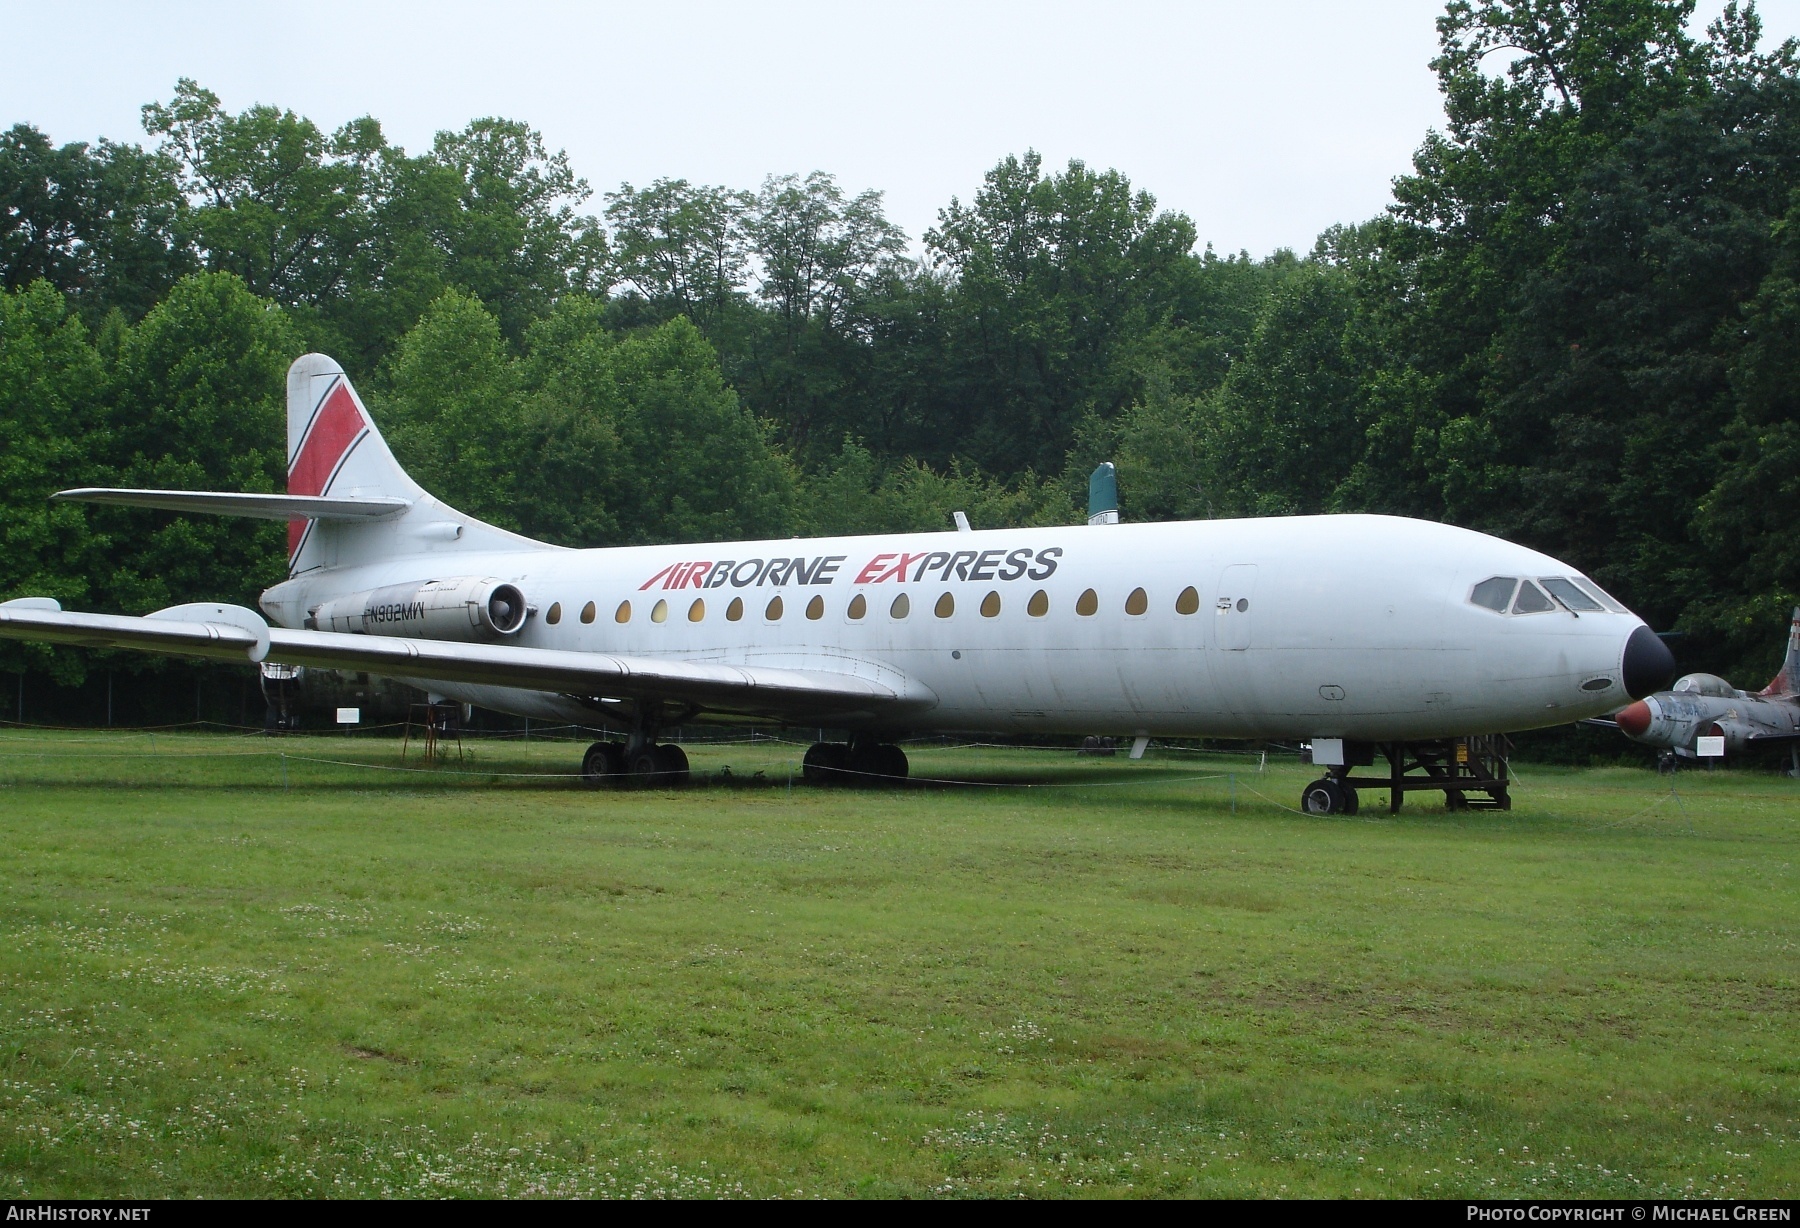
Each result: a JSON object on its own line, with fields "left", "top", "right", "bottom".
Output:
{"left": 6, "top": 0, "right": 1799, "bottom": 258}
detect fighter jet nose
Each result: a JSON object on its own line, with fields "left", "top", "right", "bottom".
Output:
{"left": 1616, "top": 699, "right": 1652, "bottom": 737}
{"left": 1621, "top": 625, "right": 1676, "bottom": 699}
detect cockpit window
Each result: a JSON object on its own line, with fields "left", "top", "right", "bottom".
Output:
{"left": 1470, "top": 577, "right": 1517, "bottom": 612}
{"left": 1512, "top": 581, "right": 1554, "bottom": 614}
{"left": 1540, "top": 577, "right": 1603, "bottom": 612}
{"left": 1572, "top": 576, "right": 1628, "bottom": 613}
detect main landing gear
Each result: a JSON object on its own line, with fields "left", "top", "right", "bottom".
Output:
{"left": 580, "top": 738, "right": 689, "bottom": 788}
{"left": 802, "top": 739, "right": 909, "bottom": 785}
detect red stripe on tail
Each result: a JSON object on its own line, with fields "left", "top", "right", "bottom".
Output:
{"left": 287, "top": 381, "right": 367, "bottom": 562}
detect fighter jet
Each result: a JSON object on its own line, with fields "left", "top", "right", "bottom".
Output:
{"left": 1605, "top": 608, "right": 1800, "bottom": 769}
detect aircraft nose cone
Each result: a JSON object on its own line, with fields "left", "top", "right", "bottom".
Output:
{"left": 1616, "top": 699, "right": 1653, "bottom": 737}
{"left": 1621, "top": 625, "right": 1676, "bottom": 699}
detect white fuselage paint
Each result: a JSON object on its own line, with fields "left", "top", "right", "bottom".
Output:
{"left": 261, "top": 513, "right": 1641, "bottom": 740}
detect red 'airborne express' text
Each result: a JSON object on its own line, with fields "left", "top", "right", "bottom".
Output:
{"left": 639, "top": 547, "right": 1062, "bottom": 592}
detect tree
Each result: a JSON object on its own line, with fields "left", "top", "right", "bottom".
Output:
{"left": 142, "top": 80, "right": 382, "bottom": 313}
{"left": 426, "top": 118, "right": 609, "bottom": 340}
{"left": 603, "top": 315, "right": 795, "bottom": 544}
{"left": 376, "top": 289, "right": 524, "bottom": 531}
{"left": 604, "top": 178, "right": 751, "bottom": 336}
{"left": 799, "top": 437, "right": 1072, "bottom": 536}
{"left": 0, "top": 124, "right": 190, "bottom": 321}
{"left": 102, "top": 271, "right": 296, "bottom": 613}
{"left": 924, "top": 152, "right": 1202, "bottom": 476}
{"left": 0, "top": 281, "right": 110, "bottom": 681}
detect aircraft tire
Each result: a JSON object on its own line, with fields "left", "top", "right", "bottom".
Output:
{"left": 654, "top": 743, "right": 690, "bottom": 785}
{"left": 874, "top": 743, "right": 909, "bottom": 781}
{"left": 1300, "top": 777, "right": 1350, "bottom": 815}
{"left": 802, "top": 741, "right": 850, "bottom": 784}
{"left": 581, "top": 740, "right": 626, "bottom": 787}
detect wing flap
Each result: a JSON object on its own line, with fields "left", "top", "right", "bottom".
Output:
{"left": 54, "top": 488, "right": 411, "bottom": 521}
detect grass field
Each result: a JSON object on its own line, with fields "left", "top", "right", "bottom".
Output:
{"left": 0, "top": 726, "right": 1795, "bottom": 1198}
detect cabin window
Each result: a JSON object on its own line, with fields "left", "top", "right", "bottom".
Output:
{"left": 766, "top": 595, "right": 784, "bottom": 621}
{"left": 1470, "top": 577, "right": 1516, "bottom": 612}
{"left": 726, "top": 597, "right": 744, "bottom": 622}
{"left": 651, "top": 599, "right": 669, "bottom": 623}
{"left": 1512, "top": 580, "right": 1554, "bottom": 614}
{"left": 688, "top": 598, "right": 705, "bottom": 622}
{"left": 981, "top": 591, "right": 1001, "bottom": 617}
{"left": 1076, "top": 588, "right": 1099, "bottom": 617}
{"left": 890, "top": 593, "right": 910, "bottom": 619}
{"left": 935, "top": 592, "right": 955, "bottom": 618}
{"left": 1540, "top": 577, "right": 1603, "bottom": 612}
{"left": 584, "top": 601, "right": 600, "bottom": 624}
{"left": 847, "top": 593, "right": 867, "bottom": 620}
{"left": 806, "top": 595, "right": 825, "bottom": 620}
{"left": 1125, "top": 587, "right": 1148, "bottom": 616}
{"left": 1175, "top": 586, "right": 1199, "bottom": 615}
{"left": 1027, "top": 589, "right": 1049, "bottom": 617}
{"left": 546, "top": 601, "right": 562, "bottom": 625}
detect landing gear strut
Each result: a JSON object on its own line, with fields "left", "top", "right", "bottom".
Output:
{"left": 803, "top": 738, "right": 909, "bottom": 785}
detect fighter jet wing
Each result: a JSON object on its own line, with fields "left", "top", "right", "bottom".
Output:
{"left": 0, "top": 600, "right": 934, "bottom": 722}
{"left": 1745, "top": 731, "right": 1800, "bottom": 747}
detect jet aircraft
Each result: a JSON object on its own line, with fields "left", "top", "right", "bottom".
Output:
{"left": 1602, "top": 607, "right": 1800, "bottom": 770}
{"left": 0, "top": 354, "right": 1676, "bottom": 812}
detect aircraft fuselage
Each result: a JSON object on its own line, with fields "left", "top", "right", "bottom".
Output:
{"left": 260, "top": 513, "right": 1652, "bottom": 740}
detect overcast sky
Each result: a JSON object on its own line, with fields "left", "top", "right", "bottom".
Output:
{"left": 6, "top": 1, "right": 1799, "bottom": 258}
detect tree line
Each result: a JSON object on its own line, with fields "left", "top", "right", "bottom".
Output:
{"left": 4, "top": 0, "right": 1800, "bottom": 706}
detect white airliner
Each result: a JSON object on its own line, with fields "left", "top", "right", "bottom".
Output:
{"left": 0, "top": 354, "right": 1674, "bottom": 812}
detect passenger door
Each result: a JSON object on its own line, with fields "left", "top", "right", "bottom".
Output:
{"left": 1216, "top": 564, "right": 1257, "bottom": 651}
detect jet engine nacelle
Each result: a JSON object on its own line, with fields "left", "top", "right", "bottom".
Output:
{"left": 306, "top": 576, "right": 528, "bottom": 640}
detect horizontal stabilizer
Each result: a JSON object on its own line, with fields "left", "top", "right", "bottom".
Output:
{"left": 53, "top": 488, "right": 411, "bottom": 521}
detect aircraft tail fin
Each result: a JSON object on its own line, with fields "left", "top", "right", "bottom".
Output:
{"left": 1758, "top": 606, "right": 1800, "bottom": 698}
{"left": 285, "top": 354, "right": 551, "bottom": 573}
{"left": 58, "top": 355, "right": 551, "bottom": 575}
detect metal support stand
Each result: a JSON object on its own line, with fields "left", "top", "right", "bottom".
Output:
{"left": 403, "top": 702, "right": 464, "bottom": 763}
{"left": 1339, "top": 736, "right": 1512, "bottom": 812}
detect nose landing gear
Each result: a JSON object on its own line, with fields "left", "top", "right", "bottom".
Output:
{"left": 1300, "top": 738, "right": 1512, "bottom": 813}
{"left": 1300, "top": 776, "right": 1359, "bottom": 815}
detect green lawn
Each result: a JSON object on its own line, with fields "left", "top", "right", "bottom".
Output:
{"left": 0, "top": 728, "right": 1794, "bottom": 1198}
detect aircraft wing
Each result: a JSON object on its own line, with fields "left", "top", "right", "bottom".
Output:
{"left": 0, "top": 600, "right": 933, "bottom": 722}
{"left": 1746, "top": 731, "right": 1800, "bottom": 747}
